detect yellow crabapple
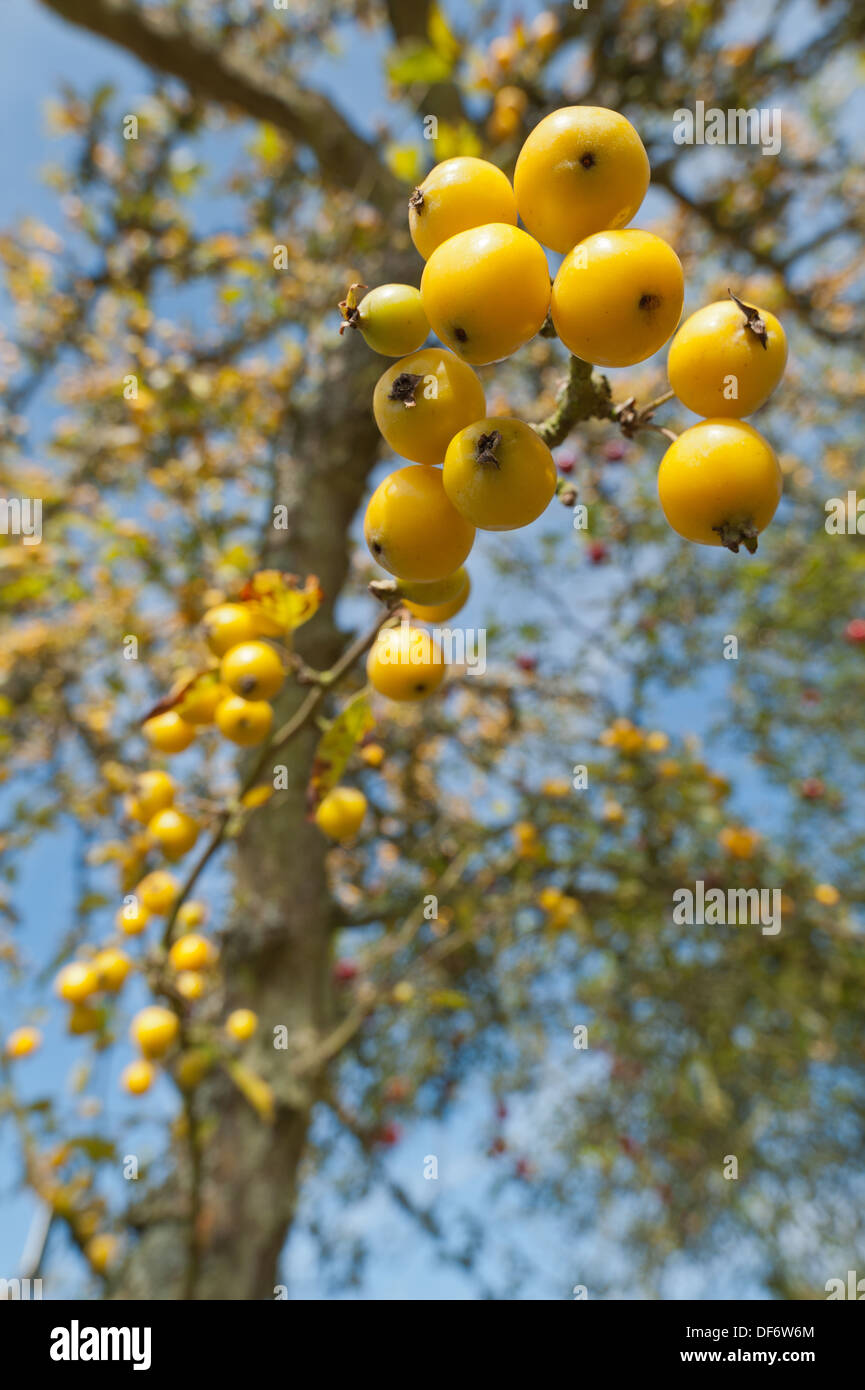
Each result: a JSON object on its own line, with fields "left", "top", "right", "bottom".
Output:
{"left": 142, "top": 710, "right": 196, "bottom": 754}
{"left": 366, "top": 625, "right": 446, "bottom": 702}
{"left": 551, "top": 229, "right": 684, "bottom": 366}
{"left": 122, "top": 1058, "right": 155, "bottom": 1095}
{"left": 214, "top": 694, "right": 273, "bottom": 746}
{"left": 373, "top": 347, "right": 486, "bottom": 466}
{"left": 667, "top": 295, "right": 787, "bottom": 418}
{"left": 225, "top": 1009, "right": 258, "bottom": 1042}
{"left": 657, "top": 420, "right": 782, "bottom": 553}
{"left": 220, "top": 640, "right": 285, "bottom": 702}
{"left": 421, "top": 223, "right": 551, "bottom": 364}
{"left": 514, "top": 106, "right": 650, "bottom": 253}
{"left": 341, "top": 282, "right": 429, "bottom": 356}
{"left": 314, "top": 787, "right": 368, "bottom": 841}
{"left": 130, "top": 1005, "right": 179, "bottom": 1059}
{"left": 364, "top": 464, "right": 475, "bottom": 581}
{"left": 202, "top": 602, "right": 261, "bottom": 657}
{"left": 147, "top": 807, "right": 199, "bottom": 861}
{"left": 408, "top": 157, "right": 518, "bottom": 260}
{"left": 443, "top": 418, "right": 556, "bottom": 530}
{"left": 5, "top": 1026, "right": 41, "bottom": 1059}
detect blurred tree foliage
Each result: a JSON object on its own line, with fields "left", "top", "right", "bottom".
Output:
{"left": 0, "top": 0, "right": 864, "bottom": 1299}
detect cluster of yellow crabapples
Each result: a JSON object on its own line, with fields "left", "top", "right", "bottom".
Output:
{"left": 342, "top": 105, "right": 787, "bottom": 575}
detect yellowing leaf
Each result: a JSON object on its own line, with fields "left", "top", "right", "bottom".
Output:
{"left": 308, "top": 691, "right": 375, "bottom": 809}
{"left": 429, "top": 989, "right": 470, "bottom": 1011}
{"left": 241, "top": 784, "right": 274, "bottom": 810}
{"left": 239, "top": 571, "right": 323, "bottom": 639}
{"left": 224, "top": 1060, "right": 275, "bottom": 1123}
{"left": 386, "top": 143, "right": 422, "bottom": 185}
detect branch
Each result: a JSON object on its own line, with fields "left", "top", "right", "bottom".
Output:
{"left": 38, "top": 0, "right": 401, "bottom": 211}
{"left": 533, "top": 355, "right": 613, "bottom": 448}
{"left": 158, "top": 608, "right": 396, "bottom": 950}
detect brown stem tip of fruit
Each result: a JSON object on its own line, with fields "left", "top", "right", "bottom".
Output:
{"left": 638, "top": 293, "right": 661, "bottom": 312}
{"left": 713, "top": 519, "right": 759, "bottom": 554}
{"left": 476, "top": 430, "right": 502, "bottom": 467}
{"left": 338, "top": 282, "right": 367, "bottom": 336}
{"left": 388, "top": 372, "right": 424, "bottom": 407}
{"left": 409, "top": 187, "right": 424, "bottom": 213}
{"left": 728, "top": 289, "right": 768, "bottom": 350}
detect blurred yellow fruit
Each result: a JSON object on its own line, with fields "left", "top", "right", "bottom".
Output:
{"left": 5, "top": 1025, "right": 41, "bottom": 1059}
{"left": 814, "top": 883, "right": 840, "bottom": 906}
{"left": 315, "top": 787, "right": 368, "bottom": 841}
{"left": 55, "top": 961, "right": 100, "bottom": 1004}
{"left": 94, "top": 948, "right": 132, "bottom": 992}
{"left": 169, "top": 932, "right": 214, "bottom": 973}
{"left": 135, "top": 870, "right": 179, "bottom": 915}
{"left": 142, "top": 710, "right": 195, "bottom": 754}
{"left": 177, "top": 900, "right": 207, "bottom": 931}
{"left": 225, "top": 1008, "right": 258, "bottom": 1042}
{"left": 122, "top": 1058, "right": 156, "bottom": 1095}
{"left": 130, "top": 1006, "right": 179, "bottom": 1059}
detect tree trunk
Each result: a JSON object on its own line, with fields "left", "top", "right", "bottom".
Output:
{"left": 115, "top": 307, "right": 403, "bottom": 1298}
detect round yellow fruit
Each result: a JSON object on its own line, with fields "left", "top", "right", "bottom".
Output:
{"left": 657, "top": 420, "right": 782, "bottom": 553}
{"left": 177, "top": 900, "right": 207, "bottom": 931}
{"left": 135, "top": 870, "right": 179, "bottom": 915}
{"left": 55, "top": 961, "right": 100, "bottom": 1004}
{"left": 115, "top": 897, "right": 150, "bottom": 936}
{"left": 220, "top": 641, "right": 284, "bottom": 702}
{"left": 130, "top": 1005, "right": 179, "bottom": 1059}
{"left": 177, "top": 677, "right": 226, "bottom": 726}
{"left": 142, "top": 710, "right": 195, "bottom": 754}
{"left": 226, "top": 1008, "right": 258, "bottom": 1042}
{"left": 147, "top": 807, "right": 199, "bottom": 861}
{"left": 366, "top": 625, "right": 446, "bottom": 702}
{"left": 5, "top": 1026, "right": 41, "bottom": 1059}
{"left": 443, "top": 418, "right": 556, "bottom": 530}
{"left": 551, "top": 229, "right": 684, "bottom": 367}
{"left": 421, "top": 223, "right": 551, "bottom": 364}
{"left": 409, "top": 157, "right": 518, "bottom": 260}
{"left": 169, "top": 932, "right": 214, "bottom": 973}
{"left": 373, "top": 347, "right": 486, "bottom": 466}
{"left": 667, "top": 297, "right": 787, "bottom": 418}
{"left": 175, "top": 970, "right": 207, "bottom": 1001}
{"left": 214, "top": 694, "right": 273, "bottom": 746}
{"left": 360, "top": 742, "right": 385, "bottom": 768}
{"left": 86, "top": 1233, "right": 119, "bottom": 1273}
{"left": 514, "top": 106, "right": 650, "bottom": 253}
{"left": 122, "top": 1058, "right": 155, "bottom": 1095}
{"left": 202, "top": 602, "right": 260, "bottom": 657}
{"left": 314, "top": 786, "right": 368, "bottom": 841}
{"left": 364, "top": 464, "right": 475, "bottom": 581}
{"left": 351, "top": 283, "right": 429, "bottom": 356}
{"left": 94, "top": 948, "right": 132, "bottom": 992}
{"left": 126, "top": 770, "right": 175, "bottom": 824}
{"left": 405, "top": 570, "right": 471, "bottom": 622}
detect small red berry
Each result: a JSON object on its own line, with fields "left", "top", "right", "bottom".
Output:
{"left": 603, "top": 439, "right": 626, "bottom": 462}
{"left": 587, "top": 540, "right": 609, "bottom": 565}
{"left": 516, "top": 654, "right": 537, "bottom": 672}
{"left": 514, "top": 1157, "right": 535, "bottom": 1179}
{"left": 800, "top": 778, "right": 824, "bottom": 800}
{"left": 374, "top": 1121, "right": 402, "bottom": 1147}
{"left": 845, "top": 619, "right": 865, "bottom": 643}
{"left": 333, "top": 959, "right": 358, "bottom": 983}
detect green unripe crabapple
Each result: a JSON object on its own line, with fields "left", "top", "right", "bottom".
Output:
{"left": 339, "top": 282, "right": 429, "bottom": 357}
